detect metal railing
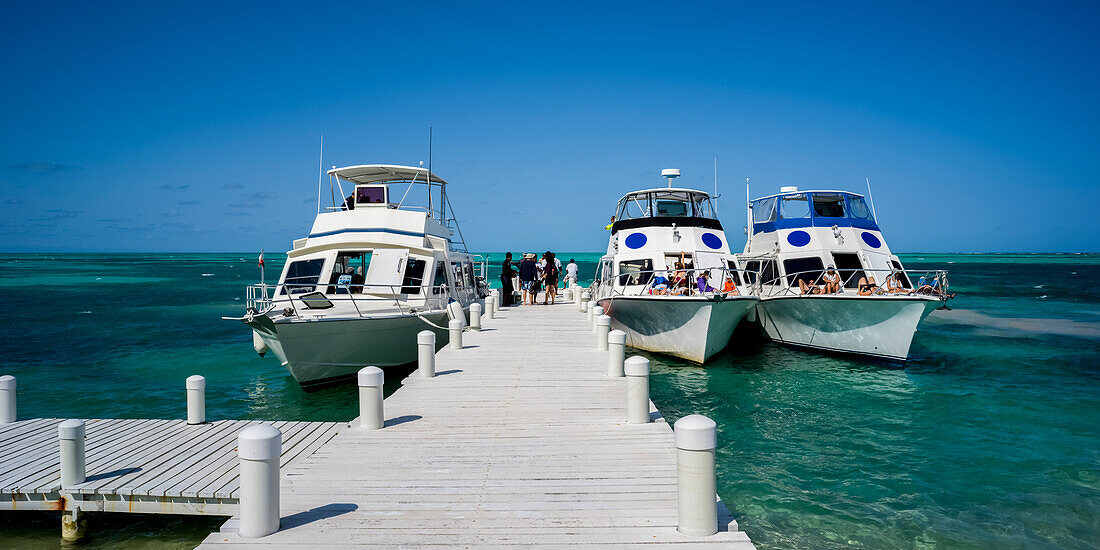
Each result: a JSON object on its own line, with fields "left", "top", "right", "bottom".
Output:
{"left": 592, "top": 266, "right": 756, "bottom": 299}
{"left": 246, "top": 281, "right": 453, "bottom": 319}
{"left": 750, "top": 266, "right": 951, "bottom": 299}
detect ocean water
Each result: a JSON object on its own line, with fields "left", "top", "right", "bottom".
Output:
{"left": 0, "top": 253, "right": 1097, "bottom": 549}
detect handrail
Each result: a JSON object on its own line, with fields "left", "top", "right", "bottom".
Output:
{"left": 592, "top": 266, "right": 754, "bottom": 299}
{"left": 750, "top": 266, "right": 951, "bottom": 299}
{"left": 246, "top": 281, "right": 452, "bottom": 318}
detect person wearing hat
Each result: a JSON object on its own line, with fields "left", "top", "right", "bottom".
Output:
{"left": 518, "top": 253, "right": 538, "bottom": 305}
{"left": 822, "top": 264, "right": 842, "bottom": 294}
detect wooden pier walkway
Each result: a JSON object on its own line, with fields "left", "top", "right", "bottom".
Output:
{"left": 0, "top": 418, "right": 341, "bottom": 515}
{"left": 199, "top": 298, "right": 756, "bottom": 548}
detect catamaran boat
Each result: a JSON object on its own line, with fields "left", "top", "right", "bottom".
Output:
{"left": 591, "top": 169, "right": 758, "bottom": 363}
{"left": 229, "top": 164, "right": 488, "bottom": 388}
{"left": 738, "top": 186, "right": 951, "bottom": 362}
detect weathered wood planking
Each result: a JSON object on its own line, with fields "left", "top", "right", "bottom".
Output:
{"left": 0, "top": 418, "right": 341, "bottom": 515}
{"left": 200, "top": 298, "right": 756, "bottom": 548}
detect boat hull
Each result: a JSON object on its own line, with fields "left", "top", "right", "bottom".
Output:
{"left": 247, "top": 311, "right": 451, "bottom": 388}
{"left": 755, "top": 295, "right": 941, "bottom": 361}
{"left": 596, "top": 296, "right": 758, "bottom": 363}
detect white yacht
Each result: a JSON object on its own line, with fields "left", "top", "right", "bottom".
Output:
{"left": 591, "top": 169, "right": 758, "bottom": 363}
{"left": 738, "top": 186, "right": 951, "bottom": 362}
{"left": 231, "top": 164, "right": 487, "bottom": 388}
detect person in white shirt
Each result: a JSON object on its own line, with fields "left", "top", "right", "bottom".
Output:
{"left": 565, "top": 258, "right": 579, "bottom": 287}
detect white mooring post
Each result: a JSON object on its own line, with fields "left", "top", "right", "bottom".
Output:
{"left": 675, "top": 414, "right": 719, "bottom": 536}
{"left": 486, "top": 292, "right": 496, "bottom": 319}
{"left": 59, "top": 419, "right": 86, "bottom": 487}
{"left": 580, "top": 292, "right": 590, "bottom": 312}
{"left": 186, "top": 375, "right": 206, "bottom": 425}
{"left": 608, "top": 330, "right": 626, "bottom": 377}
{"left": 625, "top": 356, "right": 650, "bottom": 424}
{"left": 0, "top": 375, "right": 15, "bottom": 424}
{"left": 470, "top": 302, "right": 482, "bottom": 331}
{"left": 591, "top": 305, "right": 604, "bottom": 332}
{"left": 596, "top": 315, "right": 611, "bottom": 350}
{"left": 448, "top": 319, "right": 463, "bottom": 350}
{"left": 357, "top": 366, "right": 384, "bottom": 430}
{"left": 237, "top": 424, "right": 282, "bottom": 538}
{"left": 586, "top": 301, "right": 596, "bottom": 322}
{"left": 417, "top": 330, "right": 436, "bottom": 377}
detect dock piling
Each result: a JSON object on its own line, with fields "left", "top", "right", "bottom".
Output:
{"left": 580, "top": 292, "right": 590, "bottom": 312}
{"left": 625, "top": 356, "right": 650, "bottom": 424}
{"left": 357, "top": 367, "right": 384, "bottom": 430}
{"left": 448, "top": 319, "right": 463, "bottom": 350}
{"left": 58, "top": 419, "right": 86, "bottom": 487}
{"left": 61, "top": 506, "right": 87, "bottom": 542}
{"left": 486, "top": 292, "right": 496, "bottom": 319}
{"left": 674, "top": 415, "right": 719, "bottom": 537}
{"left": 0, "top": 375, "right": 14, "bottom": 423}
{"left": 417, "top": 330, "right": 436, "bottom": 377}
{"left": 608, "top": 330, "right": 626, "bottom": 376}
{"left": 237, "top": 425, "right": 281, "bottom": 538}
{"left": 186, "top": 375, "right": 206, "bottom": 425}
{"left": 470, "top": 302, "right": 482, "bottom": 331}
{"left": 596, "top": 315, "right": 611, "bottom": 350}
{"left": 591, "top": 306, "right": 604, "bottom": 332}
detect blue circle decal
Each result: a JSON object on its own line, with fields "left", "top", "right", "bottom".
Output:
{"left": 701, "top": 232, "right": 722, "bottom": 250}
{"left": 624, "top": 233, "right": 647, "bottom": 249}
{"left": 787, "top": 230, "right": 811, "bottom": 247}
{"left": 861, "top": 232, "right": 882, "bottom": 248}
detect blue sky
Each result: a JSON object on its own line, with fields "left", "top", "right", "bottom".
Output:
{"left": 1, "top": 2, "right": 1096, "bottom": 253}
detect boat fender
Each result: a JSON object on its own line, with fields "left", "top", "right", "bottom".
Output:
{"left": 252, "top": 330, "right": 269, "bottom": 357}
{"left": 446, "top": 299, "right": 467, "bottom": 328}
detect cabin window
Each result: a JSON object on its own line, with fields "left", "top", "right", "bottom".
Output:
{"left": 783, "top": 257, "right": 825, "bottom": 286}
{"left": 831, "top": 253, "right": 865, "bottom": 288}
{"left": 655, "top": 199, "right": 688, "bottom": 217}
{"left": 664, "top": 253, "right": 694, "bottom": 271}
{"left": 400, "top": 258, "right": 427, "bottom": 294}
{"left": 618, "top": 259, "right": 654, "bottom": 286}
{"left": 355, "top": 186, "right": 386, "bottom": 205}
{"left": 760, "top": 259, "right": 779, "bottom": 286}
{"left": 450, "top": 263, "right": 465, "bottom": 288}
{"left": 726, "top": 260, "right": 742, "bottom": 286}
{"left": 327, "top": 251, "right": 371, "bottom": 294}
{"left": 691, "top": 195, "right": 717, "bottom": 219}
{"left": 753, "top": 197, "right": 776, "bottom": 223}
{"left": 282, "top": 258, "right": 326, "bottom": 294}
{"left": 618, "top": 194, "right": 651, "bottom": 220}
{"left": 848, "top": 196, "right": 874, "bottom": 220}
{"left": 779, "top": 194, "right": 811, "bottom": 219}
{"left": 812, "top": 193, "right": 846, "bottom": 218}
{"left": 465, "top": 262, "right": 476, "bottom": 288}
{"left": 890, "top": 260, "right": 912, "bottom": 288}
{"left": 743, "top": 261, "right": 759, "bottom": 284}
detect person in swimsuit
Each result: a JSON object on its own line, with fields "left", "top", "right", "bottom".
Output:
{"left": 822, "top": 265, "right": 841, "bottom": 294}
{"left": 857, "top": 274, "right": 880, "bottom": 296}
{"left": 885, "top": 271, "right": 908, "bottom": 294}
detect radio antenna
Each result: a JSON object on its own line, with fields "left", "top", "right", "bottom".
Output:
{"left": 865, "top": 176, "right": 878, "bottom": 220}
{"left": 316, "top": 134, "right": 324, "bottom": 214}
{"left": 713, "top": 157, "right": 719, "bottom": 214}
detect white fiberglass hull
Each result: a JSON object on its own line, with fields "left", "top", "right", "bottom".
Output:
{"left": 597, "top": 296, "right": 758, "bottom": 363}
{"left": 246, "top": 311, "right": 451, "bottom": 388}
{"left": 755, "top": 295, "right": 942, "bottom": 361}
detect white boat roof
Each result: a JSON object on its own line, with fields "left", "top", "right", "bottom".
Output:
{"left": 617, "top": 187, "right": 713, "bottom": 202}
{"left": 327, "top": 164, "right": 447, "bottom": 185}
{"left": 751, "top": 189, "right": 865, "bottom": 202}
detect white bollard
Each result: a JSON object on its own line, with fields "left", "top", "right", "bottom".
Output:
{"left": 0, "top": 375, "right": 15, "bottom": 424}
{"left": 58, "top": 419, "right": 86, "bottom": 487}
{"left": 596, "top": 315, "right": 611, "bottom": 350}
{"left": 186, "top": 375, "right": 206, "bottom": 425}
{"left": 579, "top": 292, "right": 590, "bottom": 312}
{"left": 238, "top": 424, "right": 281, "bottom": 538}
{"left": 417, "top": 330, "right": 436, "bottom": 377}
{"left": 625, "top": 356, "right": 650, "bottom": 424}
{"left": 486, "top": 293, "right": 496, "bottom": 320}
{"left": 608, "top": 330, "right": 626, "bottom": 377}
{"left": 357, "top": 366, "right": 384, "bottom": 430}
{"left": 470, "top": 302, "right": 482, "bottom": 331}
{"left": 449, "top": 319, "right": 463, "bottom": 350}
{"left": 587, "top": 300, "right": 597, "bottom": 322}
{"left": 675, "top": 415, "right": 718, "bottom": 536}
{"left": 591, "top": 305, "right": 604, "bottom": 332}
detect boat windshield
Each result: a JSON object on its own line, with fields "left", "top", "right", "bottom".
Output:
{"left": 616, "top": 191, "right": 716, "bottom": 220}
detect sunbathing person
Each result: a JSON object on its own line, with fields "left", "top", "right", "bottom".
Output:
{"left": 721, "top": 277, "right": 740, "bottom": 296}
{"left": 696, "top": 271, "right": 715, "bottom": 293}
{"left": 885, "top": 272, "right": 909, "bottom": 295}
{"left": 798, "top": 278, "right": 823, "bottom": 295}
{"left": 857, "top": 274, "right": 880, "bottom": 296}
{"left": 821, "top": 265, "right": 842, "bottom": 294}
{"left": 650, "top": 273, "right": 670, "bottom": 295}
{"left": 670, "top": 262, "right": 690, "bottom": 295}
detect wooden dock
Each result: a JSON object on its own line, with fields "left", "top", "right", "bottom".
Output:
{"left": 199, "top": 298, "right": 756, "bottom": 548}
{"left": 0, "top": 418, "right": 341, "bottom": 515}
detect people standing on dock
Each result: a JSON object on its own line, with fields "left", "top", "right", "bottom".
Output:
{"left": 565, "top": 258, "right": 578, "bottom": 287}
{"left": 500, "top": 252, "right": 518, "bottom": 307}
{"left": 541, "top": 251, "right": 560, "bottom": 305}
{"left": 518, "top": 253, "right": 538, "bottom": 305}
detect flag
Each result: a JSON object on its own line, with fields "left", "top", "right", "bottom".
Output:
{"left": 258, "top": 249, "right": 264, "bottom": 267}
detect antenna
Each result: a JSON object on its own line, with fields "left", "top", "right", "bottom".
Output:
{"left": 865, "top": 177, "right": 878, "bottom": 220}
{"left": 316, "top": 134, "right": 324, "bottom": 214}
{"left": 745, "top": 177, "right": 752, "bottom": 238}
{"left": 661, "top": 168, "right": 680, "bottom": 188}
{"left": 713, "top": 157, "right": 719, "bottom": 214}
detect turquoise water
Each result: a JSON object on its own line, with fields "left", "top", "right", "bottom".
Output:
{"left": 0, "top": 253, "right": 1097, "bottom": 548}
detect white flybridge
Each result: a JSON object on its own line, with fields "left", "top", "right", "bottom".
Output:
{"left": 738, "top": 186, "right": 952, "bottom": 361}
{"left": 591, "top": 169, "right": 758, "bottom": 363}
{"left": 230, "top": 164, "right": 487, "bottom": 388}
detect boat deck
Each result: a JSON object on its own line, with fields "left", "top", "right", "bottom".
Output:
{"left": 198, "top": 297, "right": 755, "bottom": 548}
